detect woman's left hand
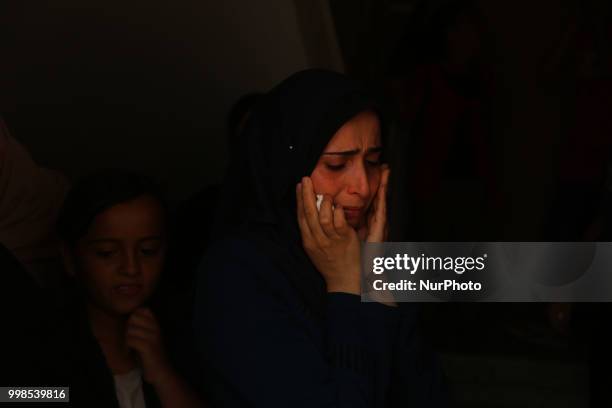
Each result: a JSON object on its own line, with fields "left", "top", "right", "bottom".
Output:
{"left": 359, "top": 164, "right": 390, "bottom": 242}
{"left": 126, "top": 307, "right": 173, "bottom": 385}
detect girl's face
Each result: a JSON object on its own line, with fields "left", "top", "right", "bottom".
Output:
{"left": 310, "top": 110, "right": 383, "bottom": 230}
{"left": 65, "top": 195, "right": 166, "bottom": 316}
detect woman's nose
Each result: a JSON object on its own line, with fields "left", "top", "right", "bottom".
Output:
{"left": 346, "top": 163, "right": 371, "bottom": 199}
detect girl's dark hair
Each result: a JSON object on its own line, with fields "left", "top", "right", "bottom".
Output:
{"left": 57, "top": 169, "right": 167, "bottom": 246}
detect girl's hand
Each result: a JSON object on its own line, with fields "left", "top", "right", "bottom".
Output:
{"left": 359, "top": 164, "right": 390, "bottom": 243}
{"left": 126, "top": 308, "right": 173, "bottom": 385}
{"left": 296, "top": 177, "right": 362, "bottom": 295}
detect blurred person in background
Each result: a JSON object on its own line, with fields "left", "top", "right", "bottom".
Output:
{"left": 386, "top": 0, "right": 500, "bottom": 242}
{"left": 0, "top": 117, "right": 70, "bottom": 295}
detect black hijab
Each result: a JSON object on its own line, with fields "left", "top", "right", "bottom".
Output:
{"left": 215, "top": 69, "right": 382, "bottom": 319}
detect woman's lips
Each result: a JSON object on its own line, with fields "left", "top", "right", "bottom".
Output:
{"left": 343, "top": 207, "right": 363, "bottom": 219}
{"left": 113, "top": 284, "right": 143, "bottom": 296}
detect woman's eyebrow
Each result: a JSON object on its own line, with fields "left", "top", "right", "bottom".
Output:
{"left": 323, "top": 146, "right": 382, "bottom": 156}
{"left": 86, "top": 238, "right": 119, "bottom": 245}
{"left": 139, "top": 236, "right": 163, "bottom": 243}
{"left": 86, "top": 236, "right": 163, "bottom": 245}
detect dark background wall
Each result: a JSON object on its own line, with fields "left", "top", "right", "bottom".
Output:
{"left": 331, "top": 0, "right": 609, "bottom": 240}
{"left": 2, "top": 0, "right": 611, "bottom": 238}
{"left": 0, "top": 0, "right": 342, "bottom": 201}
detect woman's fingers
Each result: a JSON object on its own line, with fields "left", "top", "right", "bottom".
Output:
{"left": 378, "top": 165, "right": 390, "bottom": 217}
{"left": 319, "top": 195, "right": 341, "bottom": 239}
{"left": 333, "top": 204, "right": 351, "bottom": 236}
{"left": 301, "top": 177, "right": 330, "bottom": 245}
{"left": 378, "top": 166, "right": 390, "bottom": 239}
{"left": 382, "top": 167, "right": 390, "bottom": 240}
{"left": 296, "top": 179, "right": 362, "bottom": 294}
{"left": 367, "top": 165, "right": 390, "bottom": 242}
{"left": 298, "top": 177, "right": 352, "bottom": 244}
{"left": 377, "top": 165, "right": 390, "bottom": 206}
{"left": 296, "top": 182, "right": 314, "bottom": 244}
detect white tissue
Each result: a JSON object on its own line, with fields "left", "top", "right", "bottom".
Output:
{"left": 316, "top": 194, "right": 324, "bottom": 211}
{"left": 316, "top": 194, "right": 335, "bottom": 212}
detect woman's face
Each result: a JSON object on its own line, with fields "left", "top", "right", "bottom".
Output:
{"left": 310, "top": 110, "right": 382, "bottom": 230}
{"left": 66, "top": 195, "right": 166, "bottom": 316}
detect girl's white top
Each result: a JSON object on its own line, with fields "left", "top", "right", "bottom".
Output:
{"left": 113, "top": 368, "right": 146, "bottom": 408}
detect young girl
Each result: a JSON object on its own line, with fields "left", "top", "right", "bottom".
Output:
{"left": 56, "top": 170, "right": 203, "bottom": 408}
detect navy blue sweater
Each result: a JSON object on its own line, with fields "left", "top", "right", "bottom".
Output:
{"left": 193, "top": 238, "right": 449, "bottom": 407}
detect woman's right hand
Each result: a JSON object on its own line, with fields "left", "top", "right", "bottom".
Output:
{"left": 296, "top": 177, "right": 362, "bottom": 295}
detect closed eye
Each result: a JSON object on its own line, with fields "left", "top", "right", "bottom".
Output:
{"left": 95, "top": 250, "right": 117, "bottom": 259}
{"left": 325, "top": 163, "right": 346, "bottom": 171}
{"left": 140, "top": 247, "right": 161, "bottom": 257}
